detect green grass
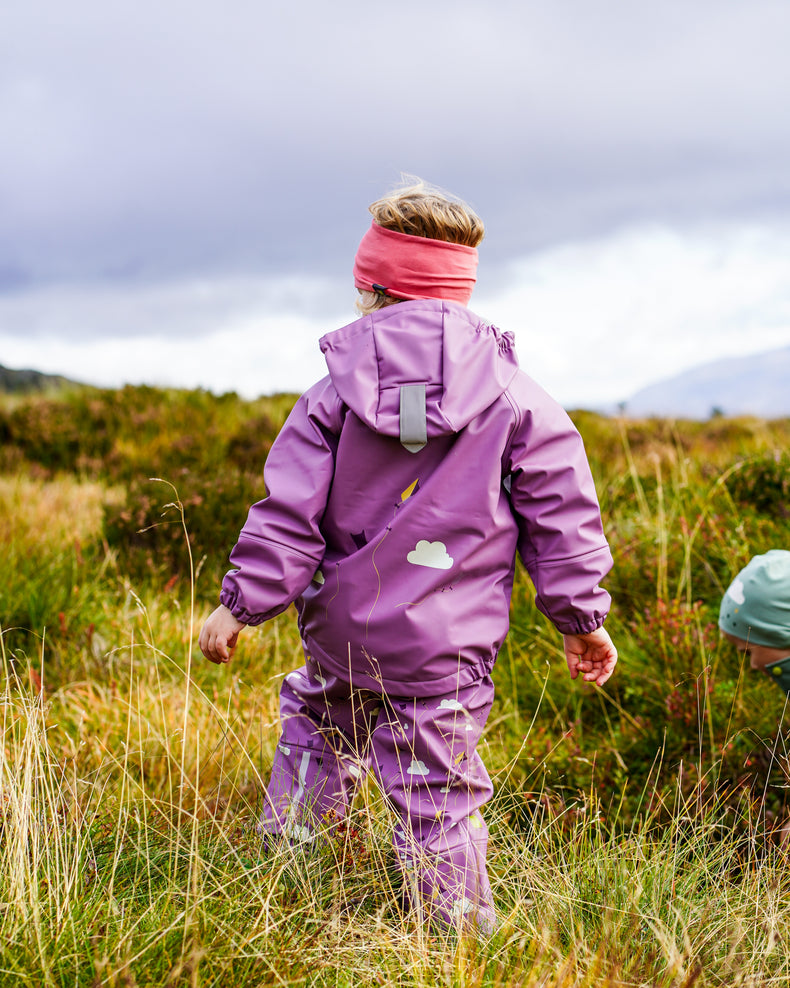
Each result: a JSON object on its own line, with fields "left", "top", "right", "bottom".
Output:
{"left": 2, "top": 387, "right": 790, "bottom": 985}
{"left": 4, "top": 641, "right": 790, "bottom": 986}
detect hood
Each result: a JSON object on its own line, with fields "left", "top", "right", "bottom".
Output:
{"left": 319, "top": 299, "right": 519, "bottom": 448}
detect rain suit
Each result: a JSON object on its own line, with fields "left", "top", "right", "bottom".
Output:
{"left": 219, "top": 298, "right": 613, "bottom": 929}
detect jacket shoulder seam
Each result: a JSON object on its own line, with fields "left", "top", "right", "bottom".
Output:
{"left": 501, "top": 387, "right": 522, "bottom": 470}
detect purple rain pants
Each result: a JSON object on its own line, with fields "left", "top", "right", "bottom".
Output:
{"left": 260, "top": 654, "right": 496, "bottom": 932}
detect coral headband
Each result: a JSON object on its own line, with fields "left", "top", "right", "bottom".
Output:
{"left": 353, "top": 222, "right": 478, "bottom": 305}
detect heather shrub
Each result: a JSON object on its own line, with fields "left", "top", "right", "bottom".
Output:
{"left": 725, "top": 450, "right": 790, "bottom": 519}
{"left": 102, "top": 470, "right": 263, "bottom": 590}
{"left": 4, "top": 396, "right": 790, "bottom": 985}
{"left": 0, "top": 385, "right": 295, "bottom": 482}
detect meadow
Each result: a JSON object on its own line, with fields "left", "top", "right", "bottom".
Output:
{"left": 1, "top": 385, "right": 790, "bottom": 987}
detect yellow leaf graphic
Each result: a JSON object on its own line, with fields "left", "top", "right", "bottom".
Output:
{"left": 401, "top": 479, "right": 419, "bottom": 502}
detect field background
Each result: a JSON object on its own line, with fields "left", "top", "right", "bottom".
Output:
{"left": 2, "top": 384, "right": 790, "bottom": 987}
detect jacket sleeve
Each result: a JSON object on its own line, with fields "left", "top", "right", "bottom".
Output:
{"left": 504, "top": 375, "right": 613, "bottom": 636}
{"left": 219, "top": 377, "right": 343, "bottom": 625}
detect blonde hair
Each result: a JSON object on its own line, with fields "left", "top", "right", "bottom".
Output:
{"left": 356, "top": 176, "right": 484, "bottom": 315}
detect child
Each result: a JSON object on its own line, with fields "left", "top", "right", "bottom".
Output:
{"left": 199, "top": 178, "right": 617, "bottom": 932}
{"left": 719, "top": 549, "right": 790, "bottom": 694}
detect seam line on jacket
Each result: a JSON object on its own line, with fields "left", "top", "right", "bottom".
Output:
{"left": 501, "top": 388, "right": 522, "bottom": 475}
{"left": 531, "top": 544, "right": 612, "bottom": 568}
{"left": 235, "top": 531, "right": 322, "bottom": 565}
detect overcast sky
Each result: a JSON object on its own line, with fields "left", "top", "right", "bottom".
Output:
{"left": 2, "top": 0, "right": 790, "bottom": 409}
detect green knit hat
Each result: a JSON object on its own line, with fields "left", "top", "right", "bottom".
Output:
{"left": 719, "top": 550, "right": 790, "bottom": 649}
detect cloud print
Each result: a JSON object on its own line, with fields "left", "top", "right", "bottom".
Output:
{"left": 450, "top": 897, "right": 476, "bottom": 921}
{"left": 406, "top": 759, "right": 430, "bottom": 777}
{"left": 407, "top": 540, "right": 453, "bottom": 570}
{"left": 439, "top": 699, "right": 465, "bottom": 711}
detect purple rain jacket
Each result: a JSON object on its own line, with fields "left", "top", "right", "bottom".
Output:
{"left": 220, "top": 299, "right": 613, "bottom": 697}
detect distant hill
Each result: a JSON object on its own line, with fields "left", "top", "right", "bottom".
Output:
{"left": 621, "top": 345, "right": 790, "bottom": 419}
{"left": 0, "top": 363, "right": 84, "bottom": 394}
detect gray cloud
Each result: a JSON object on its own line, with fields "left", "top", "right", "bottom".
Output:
{"left": 3, "top": 0, "right": 790, "bottom": 294}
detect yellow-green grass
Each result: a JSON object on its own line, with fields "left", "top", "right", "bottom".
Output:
{"left": 2, "top": 398, "right": 790, "bottom": 985}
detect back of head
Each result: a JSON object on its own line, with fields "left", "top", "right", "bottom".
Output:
{"left": 356, "top": 177, "right": 484, "bottom": 315}
{"left": 719, "top": 549, "right": 790, "bottom": 649}
{"left": 369, "top": 178, "right": 484, "bottom": 248}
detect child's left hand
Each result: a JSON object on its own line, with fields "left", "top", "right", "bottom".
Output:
{"left": 563, "top": 627, "right": 618, "bottom": 686}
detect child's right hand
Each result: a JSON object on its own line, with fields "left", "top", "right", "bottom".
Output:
{"left": 199, "top": 605, "right": 247, "bottom": 664}
{"left": 563, "top": 627, "right": 618, "bottom": 686}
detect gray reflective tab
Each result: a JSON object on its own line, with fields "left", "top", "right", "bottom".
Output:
{"left": 399, "top": 384, "right": 427, "bottom": 453}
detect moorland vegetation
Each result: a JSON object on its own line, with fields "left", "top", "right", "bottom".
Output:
{"left": 1, "top": 384, "right": 790, "bottom": 986}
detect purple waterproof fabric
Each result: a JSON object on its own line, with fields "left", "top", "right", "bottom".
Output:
{"left": 220, "top": 298, "right": 613, "bottom": 696}
{"left": 260, "top": 656, "right": 497, "bottom": 931}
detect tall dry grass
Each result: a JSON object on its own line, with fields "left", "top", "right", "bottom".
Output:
{"left": 3, "top": 621, "right": 790, "bottom": 986}
{"left": 2, "top": 403, "right": 790, "bottom": 985}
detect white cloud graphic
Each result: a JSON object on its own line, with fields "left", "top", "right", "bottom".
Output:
{"left": 727, "top": 577, "right": 746, "bottom": 605}
{"left": 407, "top": 540, "right": 453, "bottom": 570}
{"left": 278, "top": 744, "right": 291, "bottom": 756}
{"left": 450, "top": 897, "right": 476, "bottom": 922}
{"left": 283, "top": 823, "right": 314, "bottom": 844}
{"left": 407, "top": 759, "right": 430, "bottom": 776}
{"left": 439, "top": 699, "right": 465, "bottom": 711}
